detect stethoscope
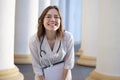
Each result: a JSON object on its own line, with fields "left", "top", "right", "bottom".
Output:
{"left": 39, "top": 35, "right": 61, "bottom": 58}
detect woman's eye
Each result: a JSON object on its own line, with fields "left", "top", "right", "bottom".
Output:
{"left": 46, "top": 16, "right": 51, "bottom": 18}
{"left": 45, "top": 15, "right": 60, "bottom": 19}
{"left": 54, "top": 16, "right": 60, "bottom": 19}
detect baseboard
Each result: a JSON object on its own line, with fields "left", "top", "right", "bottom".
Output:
{"left": 14, "top": 54, "right": 32, "bottom": 64}
{"left": 77, "top": 55, "right": 96, "bottom": 67}
{"left": 87, "top": 70, "right": 120, "bottom": 80}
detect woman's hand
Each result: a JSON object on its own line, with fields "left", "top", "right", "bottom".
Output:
{"left": 39, "top": 75, "right": 45, "bottom": 80}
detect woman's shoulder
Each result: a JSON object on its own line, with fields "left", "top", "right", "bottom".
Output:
{"left": 29, "top": 33, "right": 39, "bottom": 44}
{"left": 63, "top": 30, "right": 74, "bottom": 40}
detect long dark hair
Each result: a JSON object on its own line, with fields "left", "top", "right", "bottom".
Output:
{"left": 37, "top": 6, "right": 64, "bottom": 41}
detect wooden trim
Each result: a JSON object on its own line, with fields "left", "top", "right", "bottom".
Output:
{"left": 0, "top": 66, "right": 24, "bottom": 80}
{"left": 77, "top": 55, "right": 96, "bottom": 67}
{"left": 87, "top": 70, "right": 120, "bottom": 80}
{"left": 76, "top": 49, "right": 83, "bottom": 56}
{"left": 14, "top": 54, "right": 32, "bottom": 64}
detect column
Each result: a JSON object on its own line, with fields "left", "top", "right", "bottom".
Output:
{"left": 0, "top": 0, "right": 24, "bottom": 80}
{"left": 14, "top": 0, "right": 38, "bottom": 64}
{"left": 77, "top": 0, "right": 98, "bottom": 67}
{"left": 38, "top": 0, "right": 50, "bottom": 16}
{"left": 87, "top": 0, "right": 120, "bottom": 80}
{"left": 50, "top": 0, "right": 59, "bottom": 6}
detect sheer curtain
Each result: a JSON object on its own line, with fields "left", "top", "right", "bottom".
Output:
{"left": 59, "top": 0, "right": 82, "bottom": 43}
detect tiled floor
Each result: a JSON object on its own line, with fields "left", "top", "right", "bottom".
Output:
{"left": 16, "top": 43, "right": 95, "bottom": 80}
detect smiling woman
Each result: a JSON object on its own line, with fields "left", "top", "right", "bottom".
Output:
{"left": 43, "top": 8, "right": 60, "bottom": 32}
{"left": 29, "top": 6, "right": 75, "bottom": 80}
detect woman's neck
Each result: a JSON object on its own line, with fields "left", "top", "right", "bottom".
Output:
{"left": 45, "top": 31, "right": 56, "bottom": 51}
{"left": 45, "top": 31, "right": 56, "bottom": 41}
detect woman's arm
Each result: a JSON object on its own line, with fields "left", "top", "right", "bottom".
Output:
{"left": 39, "top": 75, "right": 45, "bottom": 80}
{"left": 63, "top": 32, "right": 75, "bottom": 79}
{"left": 63, "top": 69, "right": 69, "bottom": 80}
{"left": 29, "top": 35, "right": 44, "bottom": 78}
{"left": 64, "top": 32, "right": 75, "bottom": 69}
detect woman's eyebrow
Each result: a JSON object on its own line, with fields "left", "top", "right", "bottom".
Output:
{"left": 46, "top": 14, "right": 59, "bottom": 16}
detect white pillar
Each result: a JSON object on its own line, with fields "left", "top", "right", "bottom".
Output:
{"left": 77, "top": 0, "right": 98, "bottom": 67}
{"left": 38, "top": 0, "right": 50, "bottom": 16}
{"left": 14, "top": 0, "right": 38, "bottom": 64}
{"left": 87, "top": 0, "right": 120, "bottom": 80}
{"left": 50, "top": 0, "right": 59, "bottom": 6}
{"left": 0, "top": 0, "right": 23, "bottom": 80}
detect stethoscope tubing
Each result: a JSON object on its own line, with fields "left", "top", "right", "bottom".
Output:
{"left": 39, "top": 35, "right": 61, "bottom": 57}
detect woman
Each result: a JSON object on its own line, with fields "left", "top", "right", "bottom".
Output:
{"left": 29, "top": 6, "right": 74, "bottom": 80}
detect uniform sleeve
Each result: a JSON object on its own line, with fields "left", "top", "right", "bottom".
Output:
{"left": 29, "top": 36, "right": 43, "bottom": 76}
{"left": 64, "top": 33, "right": 75, "bottom": 69}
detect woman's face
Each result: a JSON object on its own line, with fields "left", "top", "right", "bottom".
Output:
{"left": 43, "top": 9, "right": 60, "bottom": 32}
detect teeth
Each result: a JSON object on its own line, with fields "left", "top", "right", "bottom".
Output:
{"left": 49, "top": 24, "right": 55, "bottom": 26}
{"left": 47, "top": 22, "right": 57, "bottom": 26}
